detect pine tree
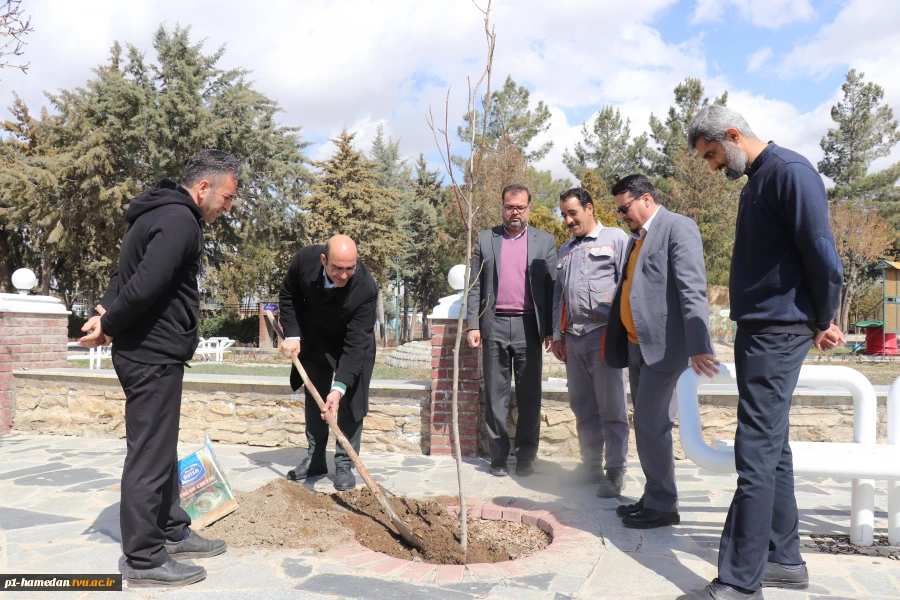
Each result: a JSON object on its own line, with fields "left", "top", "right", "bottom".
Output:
{"left": 665, "top": 148, "right": 742, "bottom": 286}
{"left": 817, "top": 70, "right": 900, "bottom": 330}
{"left": 648, "top": 78, "right": 728, "bottom": 178}
{"left": 306, "top": 130, "right": 406, "bottom": 280}
{"left": 819, "top": 69, "right": 900, "bottom": 187}
{"left": 458, "top": 75, "right": 553, "bottom": 163}
{"left": 563, "top": 106, "right": 649, "bottom": 182}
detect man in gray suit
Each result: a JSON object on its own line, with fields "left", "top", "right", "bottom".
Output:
{"left": 604, "top": 174, "right": 719, "bottom": 529}
{"left": 467, "top": 184, "right": 557, "bottom": 477}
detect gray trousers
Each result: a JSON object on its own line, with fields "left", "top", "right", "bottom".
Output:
{"left": 565, "top": 326, "right": 629, "bottom": 470}
{"left": 628, "top": 341, "right": 680, "bottom": 512}
{"left": 483, "top": 314, "right": 542, "bottom": 463}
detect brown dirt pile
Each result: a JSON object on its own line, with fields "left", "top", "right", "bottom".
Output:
{"left": 204, "top": 478, "right": 550, "bottom": 564}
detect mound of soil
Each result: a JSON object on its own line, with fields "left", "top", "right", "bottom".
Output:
{"left": 204, "top": 479, "right": 550, "bottom": 564}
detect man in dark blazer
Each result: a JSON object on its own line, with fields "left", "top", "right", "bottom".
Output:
{"left": 278, "top": 234, "right": 377, "bottom": 491}
{"left": 466, "top": 184, "right": 557, "bottom": 477}
{"left": 604, "top": 174, "right": 719, "bottom": 529}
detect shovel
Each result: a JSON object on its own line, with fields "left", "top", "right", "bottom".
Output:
{"left": 265, "top": 311, "right": 425, "bottom": 551}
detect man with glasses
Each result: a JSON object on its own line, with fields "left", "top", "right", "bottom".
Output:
{"left": 466, "top": 184, "right": 557, "bottom": 477}
{"left": 604, "top": 174, "right": 718, "bottom": 529}
{"left": 278, "top": 234, "right": 377, "bottom": 491}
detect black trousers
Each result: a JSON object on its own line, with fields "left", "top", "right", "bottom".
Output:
{"left": 302, "top": 360, "right": 363, "bottom": 470}
{"left": 482, "top": 314, "right": 542, "bottom": 464}
{"left": 717, "top": 330, "right": 813, "bottom": 591}
{"left": 113, "top": 353, "right": 190, "bottom": 570}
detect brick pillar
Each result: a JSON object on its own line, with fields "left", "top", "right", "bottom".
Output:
{"left": 429, "top": 318, "right": 482, "bottom": 456}
{"left": 0, "top": 302, "right": 69, "bottom": 435}
{"left": 258, "top": 299, "right": 279, "bottom": 349}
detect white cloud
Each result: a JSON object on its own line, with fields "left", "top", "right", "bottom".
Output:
{"left": 746, "top": 46, "right": 774, "bottom": 73}
{"left": 691, "top": 0, "right": 815, "bottom": 29}
{"left": 2, "top": 0, "right": 897, "bottom": 185}
{"left": 780, "top": 0, "right": 900, "bottom": 78}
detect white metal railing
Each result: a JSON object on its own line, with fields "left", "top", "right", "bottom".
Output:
{"left": 676, "top": 363, "right": 900, "bottom": 546}
{"left": 88, "top": 345, "right": 111, "bottom": 369}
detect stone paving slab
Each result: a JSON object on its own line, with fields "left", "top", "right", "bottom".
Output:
{"left": 1, "top": 433, "right": 899, "bottom": 599}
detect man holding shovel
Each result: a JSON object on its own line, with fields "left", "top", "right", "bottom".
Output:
{"left": 278, "top": 235, "right": 377, "bottom": 491}
{"left": 79, "top": 150, "right": 239, "bottom": 587}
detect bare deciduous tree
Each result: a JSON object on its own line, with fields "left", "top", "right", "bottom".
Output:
{"left": 425, "top": 0, "right": 495, "bottom": 557}
{"left": 1, "top": 0, "right": 33, "bottom": 74}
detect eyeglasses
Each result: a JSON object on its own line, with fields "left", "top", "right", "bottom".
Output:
{"left": 329, "top": 263, "right": 358, "bottom": 275}
{"left": 503, "top": 204, "right": 529, "bottom": 214}
{"left": 615, "top": 198, "right": 638, "bottom": 215}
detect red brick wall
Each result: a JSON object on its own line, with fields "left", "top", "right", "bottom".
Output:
{"left": 430, "top": 319, "right": 482, "bottom": 456}
{"left": 258, "top": 302, "right": 279, "bottom": 350}
{"left": 0, "top": 313, "right": 68, "bottom": 435}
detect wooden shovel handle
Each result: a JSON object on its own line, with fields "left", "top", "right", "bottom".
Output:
{"left": 264, "top": 311, "right": 422, "bottom": 546}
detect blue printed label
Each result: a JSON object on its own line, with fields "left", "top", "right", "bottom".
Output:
{"left": 178, "top": 455, "right": 206, "bottom": 487}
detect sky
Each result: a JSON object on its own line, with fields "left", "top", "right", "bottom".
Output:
{"left": 2, "top": 0, "right": 899, "bottom": 185}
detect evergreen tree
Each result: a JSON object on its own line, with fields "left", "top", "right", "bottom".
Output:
{"left": 0, "top": 26, "right": 313, "bottom": 304}
{"left": 817, "top": 70, "right": 900, "bottom": 329}
{"left": 665, "top": 148, "right": 742, "bottom": 286}
{"left": 527, "top": 167, "right": 572, "bottom": 211}
{"left": 563, "top": 106, "right": 649, "bottom": 182}
{"left": 648, "top": 77, "right": 727, "bottom": 178}
{"left": 579, "top": 170, "right": 621, "bottom": 229}
{"left": 458, "top": 75, "right": 553, "bottom": 163}
{"left": 306, "top": 130, "right": 406, "bottom": 280}
{"left": 819, "top": 69, "right": 900, "bottom": 187}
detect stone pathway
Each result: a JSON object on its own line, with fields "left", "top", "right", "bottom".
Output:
{"left": 1, "top": 433, "right": 899, "bottom": 599}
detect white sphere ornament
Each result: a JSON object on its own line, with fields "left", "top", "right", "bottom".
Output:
{"left": 448, "top": 264, "right": 466, "bottom": 291}
{"left": 11, "top": 268, "right": 38, "bottom": 295}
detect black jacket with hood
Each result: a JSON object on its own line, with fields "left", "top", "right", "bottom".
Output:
{"left": 99, "top": 179, "right": 204, "bottom": 364}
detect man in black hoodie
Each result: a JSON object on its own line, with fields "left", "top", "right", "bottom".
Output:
{"left": 79, "top": 150, "right": 240, "bottom": 587}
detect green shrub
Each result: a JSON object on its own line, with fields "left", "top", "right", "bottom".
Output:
{"left": 68, "top": 314, "right": 89, "bottom": 339}
{"left": 199, "top": 311, "right": 258, "bottom": 345}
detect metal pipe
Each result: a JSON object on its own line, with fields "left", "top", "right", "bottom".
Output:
{"left": 888, "top": 377, "right": 900, "bottom": 545}
{"left": 676, "top": 363, "right": 879, "bottom": 546}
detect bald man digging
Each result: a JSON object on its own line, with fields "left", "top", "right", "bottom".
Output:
{"left": 278, "top": 235, "right": 378, "bottom": 490}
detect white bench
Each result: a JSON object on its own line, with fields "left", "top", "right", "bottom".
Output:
{"left": 194, "top": 337, "right": 235, "bottom": 363}
{"left": 676, "top": 363, "right": 900, "bottom": 546}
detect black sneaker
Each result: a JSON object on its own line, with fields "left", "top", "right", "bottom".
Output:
{"left": 676, "top": 579, "right": 762, "bottom": 599}
{"left": 165, "top": 529, "right": 226, "bottom": 559}
{"left": 622, "top": 507, "right": 680, "bottom": 529}
{"left": 760, "top": 561, "right": 809, "bottom": 589}
{"left": 125, "top": 557, "right": 206, "bottom": 588}
{"left": 490, "top": 461, "right": 508, "bottom": 477}
{"left": 287, "top": 456, "right": 328, "bottom": 481}
{"left": 333, "top": 466, "right": 356, "bottom": 491}
{"left": 616, "top": 498, "right": 643, "bottom": 517}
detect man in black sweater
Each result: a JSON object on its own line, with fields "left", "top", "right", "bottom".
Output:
{"left": 677, "top": 106, "right": 844, "bottom": 600}
{"left": 278, "top": 235, "right": 377, "bottom": 491}
{"left": 79, "top": 150, "right": 240, "bottom": 587}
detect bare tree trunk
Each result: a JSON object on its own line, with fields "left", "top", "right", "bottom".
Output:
{"left": 0, "top": 230, "right": 11, "bottom": 293}
{"left": 402, "top": 283, "right": 410, "bottom": 343}
{"left": 376, "top": 287, "right": 386, "bottom": 346}
{"left": 41, "top": 246, "right": 52, "bottom": 295}
{"left": 426, "top": 0, "right": 495, "bottom": 558}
